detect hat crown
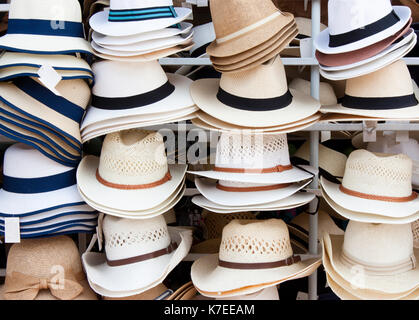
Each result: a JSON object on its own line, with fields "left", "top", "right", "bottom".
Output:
{"left": 54, "top": 78, "right": 91, "bottom": 111}
{"left": 110, "top": 0, "right": 174, "bottom": 10}
{"left": 328, "top": 0, "right": 393, "bottom": 36}
{"left": 6, "top": 236, "right": 83, "bottom": 281}
{"left": 203, "top": 210, "right": 255, "bottom": 240}
{"left": 10, "top": 0, "right": 82, "bottom": 22}
{"left": 289, "top": 78, "right": 337, "bottom": 106}
{"left": 98, "top": 129, "right": 168, "bottom": 186}
{"left": 343, "top": 221, "right": 414, "bottom": 267}
{"left": 103, "top": 214, "right": 171, "bottom": 261}
{"left": 219, "top": 56, "right": 288, "bottom": 99}
{"left": 219, "top": 219, "right": 294, "bottom": 264}
{"left": 215, "top": 132, "right": 291, "bottom": 171}
{"left": 342, "top": 149, "right": 413, "bottom": 198}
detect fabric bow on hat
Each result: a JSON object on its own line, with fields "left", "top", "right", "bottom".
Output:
{"left": 4, "top": 271, "right": 83, "bottom": 300}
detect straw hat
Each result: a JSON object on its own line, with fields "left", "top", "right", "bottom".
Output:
{"left": 289, "top": 78, "right": 338, "bottom": 106}
{"left": 216, "top": 286, "right": 280, "bottom": 300}
{"left": 1, "top": 236, "right": 97, "bottom": 300}
{"left": 0, "top": 0, "right": 91, "bottom": 54}
{"left": 77, "top": 130, "right": 187, "bottom": 214}
{"left": 413, "top": 219, "right": 419, "bottom": 249}
{"left": 82, "top": 214, "right": 192, "bottom": 298}
{"left": 191, "top": 219, "right": 321, "bottom": 298}
{"left": 191, "top": 56, "right": 320, "bottom": 128}
{"left": 103, "top": 283, "right": 170, "bottom": 300}
{"left": 314, "top": 0, "right": 411, "bottom": 54}
{"left": 206, "top": 0, "right": 294, "bottom": 57}
{"left": 323, "top": 220, "right": 419, "bottom": 295}
{"left": 320, "top": 60, "right": 419, "bottom": 119}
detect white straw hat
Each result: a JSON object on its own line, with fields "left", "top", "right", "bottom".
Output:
{"left": 191, "top": 219, "right": 321, "bottom": 298}
{"left": 314, "top": 0, "right": 411, "bottom": 54}
{"left": 77, "top": 129, "right": 187, "bottom": 213}
{"left": 0, "top": 0, "right": 91, "bottom": 54}
{"left": 82, "top": 214, "right": 192, "bottom": 297}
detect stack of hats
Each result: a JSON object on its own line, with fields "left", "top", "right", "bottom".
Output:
{"left": 190, "top": 0, "right": 321, "bottom": 134}
{"left": 188, "top": 132, "right": 317, "bottom": 213}
{"left": 88, "top": 0, "right": 193, "bottom": 61}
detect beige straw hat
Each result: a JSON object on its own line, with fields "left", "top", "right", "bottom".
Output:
{"left": 1, "top": 236, "right": 97, "bottom": 300}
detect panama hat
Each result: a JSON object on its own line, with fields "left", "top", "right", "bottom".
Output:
{"left": 82, "top": 214, "right": 192, "bottom": 298}
{"left": 323, "top": 221, "right": 419, "bottom": 295}
{"left": 314, "top": 0, "right": 411, "bottom": 55}
{"left": 89, "top": 0, "right": 192, "bottom": 37}
{"left": 191, "top": 219, "right": 321, "bottom": 298}
{"left": 77, "top": 130, "right": 187, "bottom": 213}
{"left": 216, "top": 286, "right": 280, "bottom": 300}
{"left": 289, "top": 78, "right": 338, "bottom": 106}
{"left": 320, "top": 149, "right": 419, "bottom": 222}
{"left": 0, "top": 0, "right": 91, "bottom": 55}
{"left": 292, "top": 17, "right": 327, "bottom": 44}
{"left": 1, "top": 236, "right": 97, "bottom": 300}
{"left": 206, "top": 0, "right": 294, "bottom": 58}
{"left": 103, "top": 283, "right": 172, "bottom": 300}
{"left": 320, "top": 60, "right": 419, "bottom": 119}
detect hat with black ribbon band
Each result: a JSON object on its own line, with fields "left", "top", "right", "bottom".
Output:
{"left": 341, "top": 93, "right": 418, "bottom": 110}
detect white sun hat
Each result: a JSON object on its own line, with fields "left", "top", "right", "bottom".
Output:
{"left": 320, "top": 149, "right": 419, "bottom": 222}
{"left": 89, "top": 0, "right": 192, "bottom": 37}
{"left": 0, "top": 0, "right": 92, "bottom": 54}
{"left": 77, "top": 129, "right": 187, "bottom": 213}
{"left": 82, "top": 214, "right": 192, "bottom": 297}
{"left": 314, "top": 0, "right": 411, "bottom": 54}
{"left": 188, "top": 132, "right": 315, "bottom": 184}
{"left": 191, "top": 219, "right": 321, "bottom": 298}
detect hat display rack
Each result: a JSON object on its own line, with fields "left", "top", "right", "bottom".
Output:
{"left": 0, "top": 0, "right": 419, "bottom": 302}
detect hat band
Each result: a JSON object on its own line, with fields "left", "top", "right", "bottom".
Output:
{"left": 106, "top": 241, "right": 178, "bottom": 267}
{"left": 216, "top": 182, "right": 292, "bottom": 192}
{"left": 13, "top": 78, "right": 85, "bottom": 123}
{"left": 217, "top": 88, "right": 293, "bottom": 111}
{"left": 341, "top": 249, "right": 416, "bottom": 276}
{"left": 218, "top": 254, "right": 301, "bottom": 270}
{"left": 3, "top": 168, "right": 77, "bottom": 194}
{"left": 341, "top": 93, "right": 418, "bottom": 110}
{"left": 339, "top": 185, "right": 418, "bottom": 202}
{"left": 214, "top": 164, "right": 293, "bottom": 174}
{"left": 7, "top": 19, "right": 85, "bottom": 38}
{"left": 108, "top": 6, "right": 177, "bottom": 22}
{"left": 91, "top": 80, "right": 175, "bottom": 110}
{"left": 96, "top": 169, "right": 172, "bottom": 190}
{"left": 329, "top": 10, "right": 400, "bottom": 48}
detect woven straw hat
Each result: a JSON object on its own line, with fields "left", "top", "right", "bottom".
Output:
{"left": 191, "top": 219, "right": 321, "bottom": 298}
{"left": 321, "top": 149, "right": 419, "bottom": 223}
{"left": 206, "top": 0, "right": 294, "bottom": 57}
{"left": 289, "top": 78, "right": 338, "bottom": 106}
{"left": 77, "top": 129, "right": 187, "bottom": 214}
{"left": 0, "top": 0, "right": 91, "bottom": 54}
{"left": 1, "top": 236, "right": 97, "bottom": 300}
{"left": 190, "top": 56, "right": 320, "bottom": 128}
{"left": 82, "top": 214, "right": 192, "bottom": 297}
{"left": 323, "top": 220, "right": 419, "bottom": 295}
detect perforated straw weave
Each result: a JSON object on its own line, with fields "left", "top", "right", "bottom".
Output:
{"left": 413, "top": 219, "right": 419, "bottom": 248}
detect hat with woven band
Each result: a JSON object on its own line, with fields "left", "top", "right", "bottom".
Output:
{"left": 82, "top": 214, "right": 192, "bottom": 298}
{"left": 320, "top": 149, "right": 419, "bottom": 223}
{"left": 190, "top": 56, "right": 320, "bottom": 128}
{"left": 1, "top": 236, "right": 97, "bottom": 300}
{"left": 323, "top": 220, "right": 419, "bottom": 296}
{"left": 206, "top": 0, "right": 294, "bottom": 57}
{"left": 320, "top": 60, "right": 419, "bottom": 119}
{"left": 314, "top": 0, "right": 411, "bottom": 54}
{"left": 191, "top": 219, "right": 321, "bottom": 298}
{"left": 0, "top": 0, "right": 91, "bottom": 54}
{"left": 77, "top": 129, "right": 187, "bottom": 214}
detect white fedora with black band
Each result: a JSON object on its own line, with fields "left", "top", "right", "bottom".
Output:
{"left": 314, "top": 0, "right": 411, "bottom": 54}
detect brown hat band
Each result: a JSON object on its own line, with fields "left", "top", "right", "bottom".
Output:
{"left": 218, "top": 255, "right": 301, "bottom": 270}
{"left": 96, "top": 169, "right": 172, "bottom": 190}
{"left": 214, "top": 164, "right": 293, "bottom": 174}
{"left": 339, "top": 185, "right": 418, "bottom": 202}
{"left": 216, "top": 182, "right": 292, "bottom": 192}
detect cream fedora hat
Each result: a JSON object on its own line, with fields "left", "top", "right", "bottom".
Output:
{"left": 188, "top": 132, "right": 315, "bottom": 184}
{"left": 320, "top": 149, "right": 419, "bottom": 221}
{"left": 82, "top": 214, "right": 192, "bottom": 297}
{"left": 191, "top": 219, "right": 321, "bottom": 298}
{"left": 0, "top": 0, "right": 91, "bottom": 54}
{"left": 323, "top": 221, "right": 419, "bottom": 295}
{"left": 89, "top": 0, "right": 192, "bottom": 37}
{"left": 77, "top": 130, "right": 187, "bottom": 213}
{"left": 190, "top": 56, "right": 320, "bottom": 128}
{"left": 320, "top": 60, "right": 419, "bottom": 119}
{"left": 314, "top": 0, "right": 411, "bottom": 54}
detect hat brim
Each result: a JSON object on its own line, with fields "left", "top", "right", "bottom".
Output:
{"left": 314, "top": 6, "right": 411, "bottom": 54}
{"left": 0, "top": 67, "right": 94, "bottom": 83}
{"left": 82, "top": 228, "right": 192, "bottom": 296}
{"left": 190, "top": 80, "right": 320, "bottom": 128}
